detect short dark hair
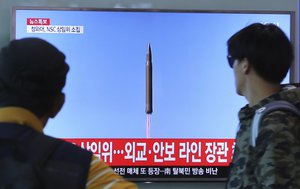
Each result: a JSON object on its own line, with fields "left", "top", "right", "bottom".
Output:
{"left": 0, "top": 38, "right": 69, "bottom": 117}
{"left": 227, "top": 23, "right": 294, "bottom": 83}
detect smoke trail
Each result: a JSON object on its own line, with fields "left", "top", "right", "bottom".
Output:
{"left": 146, "top": 114, "right": 151, "bottom": 138}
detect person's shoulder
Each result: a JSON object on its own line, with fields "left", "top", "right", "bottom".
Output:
{"left": 87, "top": 156, "right": 138, "bottom": 189}
{"left": 42, "top": 134, "right": 93, "bottom": 162}
{"left": 258, "top": 109, "right": 300, "bottom": 147}
{"left": 260, "top": 109, "right": 300, "bottom": 129}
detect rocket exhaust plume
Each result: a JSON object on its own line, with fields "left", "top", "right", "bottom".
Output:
{"left": 146, "top": 43, "right": 152, "bottom": 138}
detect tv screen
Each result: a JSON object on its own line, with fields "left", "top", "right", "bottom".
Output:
{"left": 12, "top": 7, "right": 294, "bottom": 181}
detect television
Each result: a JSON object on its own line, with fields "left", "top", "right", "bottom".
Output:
{"left": 12, "top": 7, "right": 295, "bottom": 181}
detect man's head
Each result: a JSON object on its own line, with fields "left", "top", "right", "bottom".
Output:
{"left": 0, "top": 38, "right": 69, "bottom": 119}
{"left": 227, "top": 23, "right": 294, "bottom": 85}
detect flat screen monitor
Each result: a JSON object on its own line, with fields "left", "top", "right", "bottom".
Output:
{"left": 12, "top": 7, "right": 294, "bottom": 181}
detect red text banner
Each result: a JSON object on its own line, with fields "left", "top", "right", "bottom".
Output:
{"left": 64, "top": 138, "right": 235, "bottom": 167}
{"left": 27, "top": 18, "right": 50, "bottom": 25}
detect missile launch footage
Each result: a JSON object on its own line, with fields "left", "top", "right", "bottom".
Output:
{"left": 146, "top": 43, "right": 152, "bottom": 138}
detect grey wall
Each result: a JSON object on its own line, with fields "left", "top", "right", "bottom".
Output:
{"left": 0, "top": 0, "right": 299, "bottom": 188}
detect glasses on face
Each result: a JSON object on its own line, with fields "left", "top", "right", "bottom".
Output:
{"left": 227, "top": 55, "right": 236, "bottom": 68}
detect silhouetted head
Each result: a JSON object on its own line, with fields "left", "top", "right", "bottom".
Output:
{"left": 0, "top": 38, "right": 69, "bottom": 118}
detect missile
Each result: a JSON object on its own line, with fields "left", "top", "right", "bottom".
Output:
{"left": 146, "top": 43, "right": 153, "bottom": 114}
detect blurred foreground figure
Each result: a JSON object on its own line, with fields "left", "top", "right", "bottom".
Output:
{"left": 0, "top": 38, "right": 138, "bottom": 189}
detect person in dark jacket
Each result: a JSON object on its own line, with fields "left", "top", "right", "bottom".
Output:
{"left": 226, "top": 23, "right": 300, "bottom": 188}
{"left": 0, "top": 38, "right": 137, "bottom": 189}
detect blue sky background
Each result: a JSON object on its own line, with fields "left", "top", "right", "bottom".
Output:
{"left": 15, "top": 10, "right": 291, "bottom": 138}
